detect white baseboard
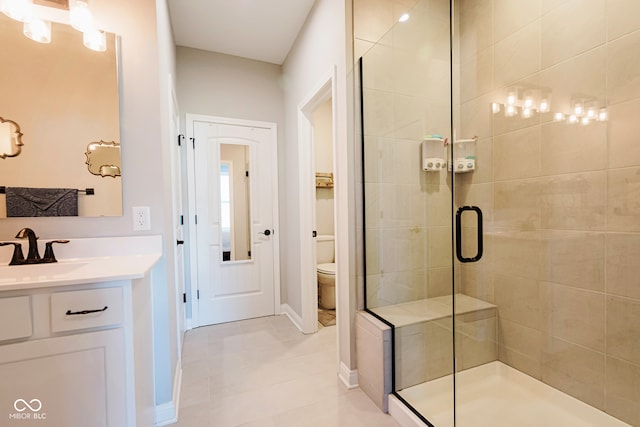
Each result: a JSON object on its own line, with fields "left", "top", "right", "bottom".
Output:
{"left": 388, "top": 394, "right": 424, "bottom": 427}
{"left": 339, "top": 361, "right": 358, "bottom": 389}
{"left": 280, "top": 303, "right": 304, "bottom": 332}
{"left": 155, "top": 360, "right": 182, "bottom": 426}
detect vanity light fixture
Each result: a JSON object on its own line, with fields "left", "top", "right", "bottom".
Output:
{"left": 2, "top": 0, "right": 106, "bottom": 51}
{"left": 1, "top": 0, "right": 33, "bottom": 22}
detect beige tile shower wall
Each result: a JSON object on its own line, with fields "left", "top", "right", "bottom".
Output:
{"left": 456, "top": 0, "right": 640, "bottom": 424}
{"left": 357, "top": 0, "right": 454, "bottom": 308}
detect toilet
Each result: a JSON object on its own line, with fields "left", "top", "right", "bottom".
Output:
{"left": 316, "top": 235, "right": 336, "bottom": 310}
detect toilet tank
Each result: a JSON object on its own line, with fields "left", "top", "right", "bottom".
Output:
{"left": 316, "top": 235, "right": 335, "bottom": 264}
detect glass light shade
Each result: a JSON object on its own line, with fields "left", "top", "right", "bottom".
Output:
{"left": 522, "top": 107, "right": 533, "bottom": 118}
{"left": 83, "top": 28, "right": 106, "bottom": 51}
{"left": 581, "top": 117, "right": 590, "bottom": 126}
{"left": 491, "top": 102, "right": 501, "bottom": 114}
{"left": 506, "top": 93, "right": 516, "bottom": 105}
{"left": 2, "top": 0, "right": 33, "bottom": 22}
{"left": 539, "top": 99, "right": 550, "bottom": 113}
{"left": 553, "top": 112, "right": 565, "bottom": 122}
{"left": 23, "top": 17, "right": 51, "bottom": 43}
{"left": 505, "top": 104, "right": 516, "bottom": 117}
{"left": 598, "top": 108, "right": 608, "bottom": 121}
{"left": 70, "top": 0, "right": 93, "bottom": 32}
{"left": 568, "top": 114, "right": 578, "bottom": 124}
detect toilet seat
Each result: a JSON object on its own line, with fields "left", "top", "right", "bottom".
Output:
{"left": 317, "top": 262, "right": 335, "bottom": 275}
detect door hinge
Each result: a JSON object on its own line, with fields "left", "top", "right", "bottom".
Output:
{"left": 178, "top": 134, "right": 184, "bottom": 146}
{"left": 180, "top": 215, "right": 184, "bottom": 225}
{"left": 197, "top": 289, "right": 200, "bottom": 300}
{"left": 248, "top": 250, "right": 251, "bottom": 257}
{"left": 195, "top": 214, "right": 198, "bottom": 224}
{"left": 190, "top": 137, "right": 195, "bottom": 149}
{"left": 183, "top": 293, "right": 186, "bottom": 303}
{"left": 312, "top": 230, "right": 317, "bottom": 237}
{"left": 245, "top": 170, "right": 249, "bottom": 177}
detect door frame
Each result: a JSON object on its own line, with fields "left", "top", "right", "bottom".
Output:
{"left": 185, "top": 114, "right": 281, "bottom": 328}
{"left": 298, "top": 68, "right": 337, "bottom": 334}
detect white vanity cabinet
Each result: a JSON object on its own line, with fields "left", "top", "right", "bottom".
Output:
{"left": 0, "top": 236, "right": 160, "bottom": 427}
{"left": 0, "top": 283, "right": 136, "bottom": 427}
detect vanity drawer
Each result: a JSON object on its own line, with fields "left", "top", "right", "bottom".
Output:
{"left": 0, "top": 296, "right": 32, "bottom": 341}
{"left": 51, "top": 287, "right": 123, "bottom": 333}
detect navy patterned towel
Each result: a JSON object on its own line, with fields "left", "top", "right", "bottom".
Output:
{"left": 6, "top": 187, "right": 78, "bottom": 217}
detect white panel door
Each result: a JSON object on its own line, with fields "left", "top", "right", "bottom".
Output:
{"left": 193, "top": 119, "right": 278, "bottom": 325}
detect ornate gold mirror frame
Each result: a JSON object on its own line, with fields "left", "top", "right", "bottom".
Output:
{"left": 85, "top": 140, "right": 121, "bottom": 177}
{"left": 0, "top": 117, "right": 24, "bottom": 159}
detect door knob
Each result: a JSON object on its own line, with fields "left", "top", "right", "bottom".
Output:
{"left": 259, "top": 229, "right": 272, "bottom": 236}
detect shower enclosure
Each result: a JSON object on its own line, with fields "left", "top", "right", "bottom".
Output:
{"left": 359, "top": 1, "right": 640, "bottom": 426}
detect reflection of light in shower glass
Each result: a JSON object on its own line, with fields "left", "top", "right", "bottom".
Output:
{"left": 398, "top": 13, "right": 409, "bottom": 22}
{"left": 505, "top": 104, "right": 516, "bottom": 117}
{"left": 524, "top": 97, "right": 534, "bottom": 109}
{"left": 568, "top": 114, "right": 578, "bottom": 124}
{"left": 574, "top": 103, "right": 583, "bottom": 116}
{"left": 522, "top": 107, "right": 532, "bottom": 118}
{"left": 598, "top": 108, "right": 608, "bottom": 121}
{"left": 581, "top": 117, "right": 590, "bottom": 125}
{"left": 491, "top": 103, "right": 501, "bottom": 114}
{"left": 539, "top": 99, "right": 549, "bottom": 112}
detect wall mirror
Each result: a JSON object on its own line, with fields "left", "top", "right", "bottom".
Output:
{"left": 0, "top": 117, "right": 23, "bottom": 159}
{"left": 220, "top": 143, "right": 251, "bottom": 262}
{"left": 0, "top": 12, "right": 122, "bottom": 217}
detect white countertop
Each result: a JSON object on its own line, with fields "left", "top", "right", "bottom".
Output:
{"left": 0, "top": 254, "right": 162, "bottom": 291}
{"left": 0, "top": 235, "right": 163, "bottom": 292}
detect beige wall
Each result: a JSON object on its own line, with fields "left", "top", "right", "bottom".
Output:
{"left": 456, "top": 1, "right": 640, "bottom": 424}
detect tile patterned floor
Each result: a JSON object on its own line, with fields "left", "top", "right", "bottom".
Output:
{"left": 171, "top": 315, "right": 400, "bottom": 427}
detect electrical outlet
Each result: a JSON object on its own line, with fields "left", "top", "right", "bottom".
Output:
{"left": 132, "top": 206, "right": 151, "bottom": 231}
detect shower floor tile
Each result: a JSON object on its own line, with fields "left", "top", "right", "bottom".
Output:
{"left": 398, "top": 361, "right": 630, "bottom": 427}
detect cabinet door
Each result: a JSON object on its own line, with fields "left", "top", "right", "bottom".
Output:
{"left": 0, "top": 329, "right": 126, "bottom": 427}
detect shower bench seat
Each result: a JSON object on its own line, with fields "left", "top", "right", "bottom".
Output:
{"left": 369, "top": 294, "right": 498, "bottom": 390}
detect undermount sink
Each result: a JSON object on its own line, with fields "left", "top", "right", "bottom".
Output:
{"left": 0, "top": 261, "right": 88, "bottom": 282}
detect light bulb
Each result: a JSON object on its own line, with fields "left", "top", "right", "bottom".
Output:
{"left": 581, "top": 117, "right": 590, "bottom": 126}
{"left": 574, "top": 103, "right": 583, "bottom": 116}
{"left": 524, "top": 97, "right": 534, "bottom": 109}
{"left": 491, "top": 103, "right": 501, "bottom": 114}
{"left": 553, "top": 112, "right": 565, "bottom": 122}
{"left": 2, "top": 0, "right": 33, "bottom": 22}
{"left": 507, "top": 93, "right": 516, "bottom": 106}
{"left": 23, "top": 17, "right": 50, "bottom": 43}
{"left": 505, "top": 104, "right": 516, "bottom": 117}
{"left": 569, "top": 114, "right": 578, "bottom": 124}
{"left": 522, "top": 107, "right": 533, "bottom": 118}
{"left": 70, "top": 0, "right": 93, "bottom": 32}
{"left": 83, "top": 28, "right": 106, "bottom": 51}
{"left": 398, "top": 13, "right": 409, "bottom": 23}
{"left": 598, "top": 108, "right": 608, "bottom": 121}
{"left": 587, "top": 108, "right": 596, "bottom": 119}
{"left": 539, "top": 99, "right": 550, "bottom": 113}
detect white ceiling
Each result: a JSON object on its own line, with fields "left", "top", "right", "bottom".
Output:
{"left": 167, "top": 0, "right": 316, "bottom": 65}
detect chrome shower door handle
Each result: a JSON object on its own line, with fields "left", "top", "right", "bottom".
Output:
{"left": 455, "top": 205, "right": 483, "bottom": 263}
